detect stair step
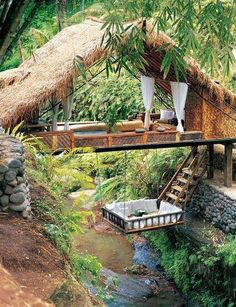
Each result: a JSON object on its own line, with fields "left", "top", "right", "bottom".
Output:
{"left": 182, "top": 168, "right": 192, "bottom": 175}
{"left": 177, "top": 176, "right": 188, "bottom": 183}
{"left": 172, "top": 185, "right": 182, "bottom": 192}
{"left": 182, "top": 167, "right": 205, "bottom": 176}
{"left": 166, "top": 193, "right": 178, "bottom": 200}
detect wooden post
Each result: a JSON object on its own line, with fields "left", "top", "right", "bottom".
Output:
{"left": 108, "top": 135, "right": 112, "bottom": 147}
{"left": 71, "top": 132, "right": 75, "bottom": 149}
{"left": 207, "top": 144, "right": 214, "bottom": 179}
{"left": 191, "top": 145, "right": 198, "bottom": 158}
{"left": 224, "top": 143, "right": 233, "bottom": 187}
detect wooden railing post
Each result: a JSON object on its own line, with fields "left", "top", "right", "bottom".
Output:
{"left": 71, "top": 132, "right": 75, "bottom": 149}
{"left": 207, "top": 144, "right": 214, "bottom": 179}
{"left": 108, "top": 135, "right": 112, "bottom": 147}
{"left": 224, "top": 143, "right": 233, "bottom": 187}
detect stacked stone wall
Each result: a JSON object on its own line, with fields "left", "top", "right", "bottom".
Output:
{"left": 0, "top": 134, "right": 31, "bottom": 218}
{"left": 189, "top": 181, "right": 236, "bottom": 234}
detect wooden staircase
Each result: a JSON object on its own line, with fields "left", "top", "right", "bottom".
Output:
{"left": 158, "top": 147, "right": 208, "bottom": 208}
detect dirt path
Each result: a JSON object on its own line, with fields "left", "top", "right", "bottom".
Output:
{"left": 0, "top": 215, "right": 66, "bottom": 303}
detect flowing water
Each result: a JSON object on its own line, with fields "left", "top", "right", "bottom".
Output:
{"left": 69, "top": 190, "right": 186, "bottom": 306}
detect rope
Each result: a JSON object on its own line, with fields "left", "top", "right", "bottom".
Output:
{"left": 95, "top": 152, "right": 102, "bottom": 205}
{"left": 123, "top": 151, "right": 128, "bottom": 218}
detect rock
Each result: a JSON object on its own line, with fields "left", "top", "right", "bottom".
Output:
{"left": 10, "top": 192, "right": 25, "bottom": 204}
{"left": 0, "top": 195, "right": 9, "bottom": 206}
{"left": 5, "top": 170, "right": 17, "bottom": 182}
{"left": 16, "top": 176, "right": 24, "bottom": 184}
{"left": 22, "top": 208, "right": 32, "bottom": 218}
{"left": 9, "top": 201, "right": 28, "bottom": 212}
{"left": 1, "top": 205, "right": 9, "bottom": 212}
{"left": 4, "top": 185, "right": 14, "bottom": 195}
{"left": 13, "top": 184, "right": 26, "bottom": 194}
{"left": 7, "top": 159, "right": 22, "bottom": 168}
{"left": 0, "top": 190, "right": 2, "bottom": 197}
{"left": 0, "top": 164, "right": 8, "bottom": 174}
{"left": 8, "top": 180, "right": 18, "bottom": 187}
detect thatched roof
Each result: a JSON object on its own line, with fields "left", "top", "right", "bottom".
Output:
{"left": 0, "top": 19, "right": 105, "bottom": 127}
{"left": 0, "top": 19, "right": 235, "bottom": 128}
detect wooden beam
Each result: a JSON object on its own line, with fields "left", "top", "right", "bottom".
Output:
{"left": 207, "top": 144, "right": 214, "bottom": 179}
{"left": 224, "top": 144, "right": 233, "bottom": 187}
{"left": 95, "top": 137, "right": 236, "bottom": 153}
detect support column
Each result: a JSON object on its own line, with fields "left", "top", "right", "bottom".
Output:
{"left": 52, "top": 102, "right": 59, "bottom": 131}
{"left": 207, "top": 144, "right": 214, "bottom": 179}
{"left": 224, "top": 143, "right": 233, "bottom": 187}
{"left": 63, "top": 86, "right": 74, "bottom": 131}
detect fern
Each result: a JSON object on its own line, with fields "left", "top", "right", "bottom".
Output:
{"left": 28, "top": 28, "right": 49, "bottom": 47}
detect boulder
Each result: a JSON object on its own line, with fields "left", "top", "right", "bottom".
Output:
{"left": 5, "top": 171, "right": 17, "bottom": 182}
{"left": 10, "top": 192, "right": 25, "bottom": 204}
{"left": 0, "top": 195, "right": 9, "bottom": 206}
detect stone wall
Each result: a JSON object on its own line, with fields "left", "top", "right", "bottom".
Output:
{"left": 0, "top": 134, "right": 31, "bottom": 218}
{"left": 188, "top": 181, "right": 236, "bottom": 234}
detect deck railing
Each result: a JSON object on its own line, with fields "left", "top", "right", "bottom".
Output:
{"left": 30, "top": 130, "right": 202, "bottom": 151}
{"left": 74, "top": 131, "right": 177, "bottom": 148}
{"left": 31, "top": 130, "right": 74, "bottom": 151}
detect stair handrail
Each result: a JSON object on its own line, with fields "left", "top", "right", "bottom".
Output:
{"left": 173, "top": 149, "right": 208, "bottom": 206}
{"left": 158, "top": 150, "right": 193, "bottom": 201}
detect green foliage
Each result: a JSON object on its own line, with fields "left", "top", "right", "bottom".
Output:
{"left": 96, "top": 148, "right": 187, "bottom": 202}
{"left": 101, "top": 0, "right": 235, "bottom": 82}
{"left": 1, "top": 0, "right": 101, "bottom": 71}
{"left": 144, "top": 230, "right": 236, "bottom": 306}
{"left": 73, "top": 70, "right": 144, "bottom": 128}
{"left": 28, "top": 148, "right": 96, "bottom": 195}
{"left": 25, "top": 142, "right": 101, "bottom": 285}
{"left": 217, "top": 236, "right": 236, "bottom": 267}
{"left": 70, "top": 253, "right": 102, "bottom": 282}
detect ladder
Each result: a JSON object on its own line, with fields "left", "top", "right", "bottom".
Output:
{"left": 158, "top": 147, "right": 208, "bottom": 208}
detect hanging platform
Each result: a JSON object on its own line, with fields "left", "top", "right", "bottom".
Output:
{"left": 102, "top": 199, "right": 185, "bottom": 234}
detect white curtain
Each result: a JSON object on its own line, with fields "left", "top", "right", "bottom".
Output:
{"left": 51, "top": 101, "right": 59, "bottom": 131}
{"left": 170, "top": 82, "right": 188, "bottom": 132}
{"left": 141, "top": 75, "right": 155, "bottom": 130}
{"left": 63, "top": 87, "right": 74, "bottom": 130}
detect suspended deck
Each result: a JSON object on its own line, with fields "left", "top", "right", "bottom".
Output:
{"left": 102, "top": 205, "right": 185, "bottom": 234}
{"left": 100, "top": 140, "right": 236, "bottom": 233}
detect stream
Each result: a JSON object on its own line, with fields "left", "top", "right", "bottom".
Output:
{"left": 68, "top": 190, "right": 186, "bottom": 306}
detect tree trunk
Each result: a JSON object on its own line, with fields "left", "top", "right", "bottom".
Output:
{"left": 81, "top": 0, "right": 85, "bottom": 12}
{"left": 0, "top": 1, "right": 38, "bottom": 65}
{"left": 0, "top": 0, "right": 32, "bottom": 65}
{"left": 56, "top": 0, "right": 67, "bottom": 32}
{"left": 18, "top": 38, "right": 24, "bottom": 62}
